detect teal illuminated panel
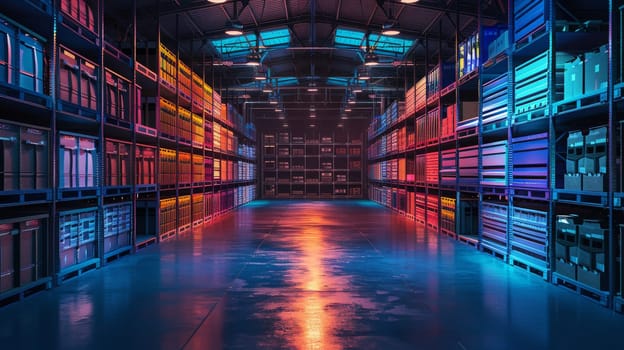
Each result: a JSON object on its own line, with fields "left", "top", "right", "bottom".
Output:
{"left": 368, "top": 34, "right": 413, "bottom": 55}
{"left": 327, "top": 77, "right": 350, "bottom": 87}
{"left": 211, "top": 34, "right": 257, "bottom": 57}
{"left": 335, "top": 28, "right": 365, "bottom": 47}
{"left": 260, "top": 28, "right": 290, "bottom": 47}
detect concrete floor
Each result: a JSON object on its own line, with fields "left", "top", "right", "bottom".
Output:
{"left": 0, "top": 200, "right": 623, "bottom": 350}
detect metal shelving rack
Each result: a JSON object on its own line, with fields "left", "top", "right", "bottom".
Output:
{"left": 261, "top": 127, "right": 364, "bottom": 199}
{"left": 0, "top": 0, "right": 256, "bottom": 305}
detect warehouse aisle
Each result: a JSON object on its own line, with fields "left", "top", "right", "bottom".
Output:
{"left": 1, "top": 200, "right": 623, "bottom": 350}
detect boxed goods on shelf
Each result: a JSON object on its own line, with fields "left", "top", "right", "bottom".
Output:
{"left": 0, "top": 15, "right": 46, "bottom": 95}
{"left": 584, "top": 44, "right": 608, "bottom": 95}
{"left": 59, "top": 207, "right": 97, "bottom": 270}
{"left": 415, "top": 77, "right": 426, "bottom": 112}
{"left": 510, "top": 206, "right": 549, "bottom": 267}
{"left": 481, "top": 140, "right": 508, "bottom": 187}
{"left": 511, "top": 133, "right": 549, "bottom": 189}
{"left": 204, "top": 157, "right": 213, "bottom": 183}
{"left": 192, "top": 154, "right": 204, "bottom": 184}
{"left": 192, "top": 72, "right": 203, "bottom": 110}
{"left": 458, "top": 145, "right": 479, "bottom": 186}
{"left": 583, "top": 126, "right": 607, "bottom": 192}
{"left": 0, "top": 215, "right": 46, "bottom": 292}
{"left": 61, "top": 0, "right": 96, "bottom": 32}
{"left": 203, "top": 82, "right": 213, "bottom": 115}
{"left": 178, "top": 107, "right": 192, "bottom": 145}
{"left": 158, "top": 148, "right": 176, "bottom": 187}
{"left": 104, "top": 70, "right": 131, "bottom": 124}
{"left": 59, "top": 47, "right": 98, "bottom": 112}
{"left": 425, "top": 152, "right": 439, "bottom": 184}
{"left": 135, "top": 144, "right": 156, "bottom": 185}
{"left": 178, "top": 62, "right": 191, "bottom": 102}
{"left": 159, "top": 197, "right": 176, "bottom": 238}
{"left": 556, "top": 214, "right": 580, "bottom": 279}
{"left": 159, "top": 43, "right": 176, "bottom": 92}
{"left": 159, "top": 98, "right": 177, "bottom": 138}
{"left": 426, "top": 194, "right": 439, "bottom": 229}
{"left": 441, "top": 197, "right": 456, "bottom": 235}
{"left": 105, "top": 139, "right": 131, "bottom": 187}
{"left": 178, "top": 195, "right": 191, "bottom": 231}
{"left": 0, "top": 121, "right": 49, "bottom": 192}
{"left": 192, "top": 113, "right": 204, "bottom": 148}
{"left": 457, "top": 101, "right": 479, "bottom": 130}
{"left": 564, "top": 56, "right": 584, "bottom": 101}
{"left": 482, "top": 73, "right": 508, "bottom": 129}
{"left": 59, "top": 133, "right": 97, "bottom": 189}
{"left": 514, "top": 0, "right": 548, "bottom": 43}
{"left": 441, "top": 104, "right": 456, "bottom": 138}
{"left": 103, "top": 202, "right": 131, "bottom": 254}
{"left": 192, "top": 193, "right": 203, "bottom": 225}
{"left": 481, "top": 201, "right": 509, "bottom": 250}
{"left": 488, "top": 30, "right": 509, "bottom": 59}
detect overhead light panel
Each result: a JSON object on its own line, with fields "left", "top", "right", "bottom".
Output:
{"left": 275, "top": 104, "right": 284, "bottom": 112}
{"left": 344, "top": 106, "right": 352, "bottom": 112}
{"left": 364, "top": 52, "right": 379, "bottom": 66}
{"left": 262, "top": 83, "right": 273, "bottom": 93}
{"left": 254, "top": 70, "right": 266, "bottom": 80}
{"left": 352, "top": 86, "right": 363, "bottom": 93}
{"left": 309, "top": 105, "right": 316, "bottom": 112}
{"left": 307, "top": 83, "right": 318, "bottom": 92}
{"left": 208, "top": 0, "right": 227, "bottom": 3}
{"left": 359, "top": 70, "right": 370, "bottom": 80}
{"left": 400, "top": 0, "right": 420, "bottom": 3}
{"left": 225, "top": 19, "right": 243, "bottom": 36}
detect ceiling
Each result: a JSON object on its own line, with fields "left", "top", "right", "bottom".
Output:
{"left": 132, "top": 0, "right": 508, "bottom": 124}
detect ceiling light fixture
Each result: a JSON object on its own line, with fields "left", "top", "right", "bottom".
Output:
{"left": 254, "top": 70, "right": 266, "bottom": 80}
{"left": 246, "top": 52, "right": 261, "bottom": 66}
{"left": 400, "top": 0, "right": 420, "bottom": 3}
{"left": 344, "top": 106, "right": 352, "bottom": 112}
{"left": 309, "top": 105, "right": 316, "bottom": 112}
{"left": 307, "top": 83, "right": 318, "bottom": 92}
{"left": 352, "top": 86, "right": 363, "bottom": 93}
{"left": 382, "top": 20, "right": 401, "bottom": 36}
{"left": 364, "top": 52, "right": 379, "bottom": 66}
{"left": 208, "top": 0, "right": 227, "bottom": 3}
{"left": 262, "top": 83, "right": 273, "bottom": 93}
{"left": 359, "top": 70, "right": 370, "bottom": 80}
{"left": 225, "top": 19, "right": 243, "bottom": 36}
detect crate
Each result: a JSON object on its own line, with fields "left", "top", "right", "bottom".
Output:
{"left": 0, "top": 16, "right": 46, "bottom": 95}
{"left": 514, "top": 0, "right": 548, "bottom": 43}
{"left": 135, "top": 144, "right": 156, "bottom": 186}
{"left": 458, "top": 145, "right": 479, "bottom": 187}
{"left": 481, "top": 202, "right": 509, "bottom": 251}
{"left": 482, "top": 73, "right": 508, "bottom": 130}
{"left": 0, "top": 121, "right": 49, "bottom": 192}
{"left": 103, "top": 202, "right": 132, "bottom": 255}
{"left": 104, "top": 70, "right": 131, "bottom": 126}
{"left": 584, "top": 44, "right": 608, "bottom": 96}
{"left": 105, "top": 139, "right": 131, "bottom": 187}
{"left": 59, "top": 207, "right": 98, "bottom": 270}
{"left": 564, "top": 56, "right": 584, "bottom": 101}
{"left": 481, "top": 140, "right": 508, "bottom": 187}
{"left": 58, "top": 47, "right": 98, "bottom": 112}
{"left": 511, "top": 133, "right": 549, "bottom": 189}
{"left": 61, "top": 0, "right": 96, "bottom": 32}
{"left": 58, "top": 133, "right": 97, "bottom": 189}
{"left": 555, "top": 214, "right": 580, "bottom": 276}
{"left": 510, "top": 206, "right": 549, "bottom": 268}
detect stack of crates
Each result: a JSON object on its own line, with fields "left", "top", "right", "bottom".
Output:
{"left": 425, "top": 152, "right": 439, "bottom": 184}
{"left": 482, "top": 73, "right": 508, "bottom": 129}
{"left": 58, "top": 133, "right": 97, "bottom": 189}
{"left": 159, "top": 198, "right": 176, "bottom": 239}
{"left": 178, "top": 195, "right": 191, "bottom": 232}
{"left": 441, "top": 197, "right": 456, "bottom": 235}
{"left": 213, "top": 158, "right": 221, "bottom": 183}
{"left": 0, "top": 15, "right": 46, "bottom": 95}
{"left": 481, "top": 202, "right": 509, "bottom": 251}
{"left": 583, "top": 126, "right": 607, "bottom": 192}
{"left": 426, "top": 108, "right": 440, "bottom": 144}
{"left": 58, "top": 47, "right": 98, "bottom": 113}
{"left": 513, "top": 0, "right": 548, "bottom": 43}
{"left": 159, "top": 148, "right": 176, "bottom": 187}
{"left": 191, "top": 72, "right": 203, "bottom": 111}
{"left": 58, "top": 207, "right": 97, "bottom": 270}
{"left": 481, "top": 140, "right": 508, "bottom": 187}
{"left": 440, "top": 149, "right": 457, "bottom": 186}
{"left": 105, "top": 139, "right": 131, "bottom": 187}
{"left": 556, "top": 214, "right": 581, "bottom": 279}
{"left": 159, "top": 98, "right": 177, "bottom": 139}
{"left": 192, "top": 113, "right": 204, "bottom": 149}
{"left": 458, "top": 145, "right": 479, "bottom": 186}
{"left": 510, "top": 206, "right": 549, "bottom": 269}
{"left": 204, "top": 156, "right": 213, "bottom": 184}
{"left": 203, "top": 82, "right": 213, "bottom": 116}
{"left": 178, "top": 107, "right": 192, "bottom": 145}
{"left": 0, "top": 121, "right": 49, "bottom": 193}
{"left": 405, "top": 85, "right": 415, "bottom": 117}
{"left": 135, "top": 144, "right": 156, "bottom": 186}
{"left": 511, "top": 132, "right": 549, "bottom": 189}
{"left": 159, "top": 43, "right": 176, "bottom": 92}
{"left": 415, "top": 77, "right": 426, "bottom": 112}
{"left": 178, "top": 62, "right": 191, "bottom": 102}
{"left": 0, "top": 215, "right": 46, "bottom": 293}
{"left": 192, "top": 154, "right": 204, "bottom": 185}
{"left": 104, "top": 70, "right": 131, "bottom": 124}
{"left": 192, "top": 193, "right": 203, "bottom": 226}
{"left": 441, "top": 104, "right": 456, "bottom": 139}
{"left": 178, "top": 151, "right": 191, "bottom": 186}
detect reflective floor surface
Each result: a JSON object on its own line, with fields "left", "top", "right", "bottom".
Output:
{"left": 1, "top": 200, "right": 623, "bottom": 350}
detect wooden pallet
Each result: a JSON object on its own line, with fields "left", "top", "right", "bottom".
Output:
{"left": 552, "top": 273, "right": 610, "bottom": 307}
{"left": 57, "top": 259, "right": 100, "bottom": 284}
{"left": 509, "top": 255, "right": 549, "bottom": 281}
